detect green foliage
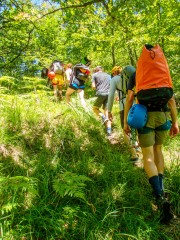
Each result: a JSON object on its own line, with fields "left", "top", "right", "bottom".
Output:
{"left": 0, "top": 75, "right": 179, "bottom": 239}
{"left": 0, "top": 176, "right": 38, "bottom": 213}
{"left": 0, "top": 0, "right": 179, "bottom": 79}
{"left": 0, "top": 0, "right": 180, "bottom": 237}
{"left": 53, "top": 172, "right": 92, "bottom": 201}
{"left": 0, "top": 76, "right": 17, "bottom": 90}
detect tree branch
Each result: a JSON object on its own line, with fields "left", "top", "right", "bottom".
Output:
{"left": 1, "top": 28, "right": 34, "bottom": 68}
{"left": 37, "top": 0, "right": 104, "bottom": 20}
{"left": 101, "top": 0, "right": 127, "bottom": 31}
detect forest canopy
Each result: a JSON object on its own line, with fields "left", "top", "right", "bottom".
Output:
{"left": 0, "top": 1, "right": 180, "bottom": 239}
{"left": 0, "top": 0, "right": 179, "bottom": 83}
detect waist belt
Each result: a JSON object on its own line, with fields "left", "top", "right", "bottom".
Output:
{"left": 138, "top": 120, "right": 172, "bottom": 134}
{"left": 147, "top": 107, "right": 169, "bottom": 112}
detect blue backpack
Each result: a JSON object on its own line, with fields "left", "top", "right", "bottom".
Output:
{"left": 127, "top": 104, "right": 148, "bottom": 129}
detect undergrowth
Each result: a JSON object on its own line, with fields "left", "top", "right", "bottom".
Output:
{"left": 0, "top": 76, "right": 179, "bottom": 240}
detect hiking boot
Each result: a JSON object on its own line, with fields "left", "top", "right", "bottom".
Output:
{"left": 135, "top": 146, "right": 141, "bottom": 153}
{"left": 130, "top": 157, "right": 139, "bottom": 163}
{"left": 157, "top": 196, "right": 173, "bottom": 224}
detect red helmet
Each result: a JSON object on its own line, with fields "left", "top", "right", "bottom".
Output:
{"left": 48, "top": 71, "right": 55, "bottom": 79}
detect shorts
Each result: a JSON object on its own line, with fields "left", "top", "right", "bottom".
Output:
{"left": 52, "top": 74, "right": 64, "bottom": 86}
{"left": 93, "top": 95, "right": 108, "bottom": 109}
{"left": 138, "top": 111, "right": 171, "bottom": 148}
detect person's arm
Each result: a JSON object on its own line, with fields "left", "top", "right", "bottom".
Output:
{"left": 107, "top": 78, "right": 116, "bottom": 121}
{"left": 65, "top": 69, "right": 70, "bottom": 81}
{"left": 124, "top": 90, "right": 135, "bottom": 135}
{"left": 167, "top": 96, "right": 179, "bottom": 137}
{"left": 91, "top": 73, "right": 96, "bottom": 90}
{"left": 123, "top": 71, "right": 136, "bottom": 135}
{"left": 91, "top": 80, "right": 96, "bottom": 90}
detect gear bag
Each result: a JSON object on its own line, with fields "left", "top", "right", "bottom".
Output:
{"left": 136, "top": 44, "right": 173, "bottom": 111}
{"left": 71, "top": 63, "right": 90, "bottom": 82}
{"left": 51, "top": 61, "right": 64, "bottom": 75}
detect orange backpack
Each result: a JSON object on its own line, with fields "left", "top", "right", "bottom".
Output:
{"left": 136, "top": 44, "right": 173, "bottom": 111}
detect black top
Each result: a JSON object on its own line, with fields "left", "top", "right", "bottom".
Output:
{"left": 127, "top": 71, "right": 136, "bottom": 91}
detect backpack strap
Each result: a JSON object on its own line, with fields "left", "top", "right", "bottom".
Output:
{"left": 116, "top": 74, "right": 127, "bottom": 97}
{"left": 116, "top": 74, "right": 127, "bottom": 110}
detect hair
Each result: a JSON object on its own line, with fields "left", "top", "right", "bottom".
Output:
{"left": 95, "top": 66, "right": 103, "bottom": 72}
{"left": 66, "top": 63, "right": 72, "bottom": 69}
{"left": 111, "top": 66, "right": 122, "bottom": 75}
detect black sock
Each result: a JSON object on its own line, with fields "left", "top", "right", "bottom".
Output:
{"left": 149, "top": 175, "right": 163, "bottom": 198}
{"left": 158, "top": 173, "right": 164, "bottom": 193}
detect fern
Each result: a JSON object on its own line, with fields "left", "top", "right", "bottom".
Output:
{"left": 0, "top": 176, "right": 38, "bottom": 193}
{"left": 1, "top": 202, "right": 19, "bottom": 214}
{"left": 0, "top": 176, "right": 38, "bottom": 212}
{"left": 53, "top": 172, "right": 92, "bottom": 202}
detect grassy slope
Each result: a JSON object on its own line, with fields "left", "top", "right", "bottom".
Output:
{"left": 0, "top": 76, "right": 179, "bottom": 240}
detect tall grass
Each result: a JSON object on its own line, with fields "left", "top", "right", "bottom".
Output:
{"left": 0, "top": 76, "right": 179, "bottom": 240}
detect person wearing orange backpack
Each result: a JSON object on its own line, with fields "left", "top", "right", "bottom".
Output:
{"left": 124, "top": 44, "right": 179, "bottom": 224}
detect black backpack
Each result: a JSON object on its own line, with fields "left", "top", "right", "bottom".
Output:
{"left": 41, "top": 68, "right": 48, "bottom": 78}
{"left": 72, "top": 63, "right": 90, "bottom": 82}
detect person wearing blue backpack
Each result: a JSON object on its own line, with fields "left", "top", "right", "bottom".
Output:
{"left": 124, "top": 44, "right": 179, "bottom": 224}
{"left": 65, "top": 63, "right": 90, "bottom": 109}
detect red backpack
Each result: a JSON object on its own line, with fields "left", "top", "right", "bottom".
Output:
{"left": 136, "top": 44, "right": 173, "bottom": 110}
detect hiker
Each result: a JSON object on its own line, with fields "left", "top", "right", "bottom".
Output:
{"left": 65, "top": 63, "right": 90, "bottom": 108}
{"left": 48, "top": 60, "right": 65, "bottom": 101}
{"left": 65, "top": 63, "right": 73, "bottom": 85}
{"left": 107, "top": 65, "right": 139, "bottom": 162}
{"left": 91, "top": 66, "right": 112, "bottom": 136}
{"left": 124, "top": 44, "right": 179, "bottom": 224}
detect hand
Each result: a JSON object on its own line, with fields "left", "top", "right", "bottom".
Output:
{"left": 170, "top": 122, "right": 179, "bottom": 137}
{"left": 108, "top": 112, "right": 113, "bottom": 121}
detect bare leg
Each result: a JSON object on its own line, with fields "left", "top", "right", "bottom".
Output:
{"left": 93, "top": 105, "right": 104, "bottom": 117}
{"left": 104, "top": 108, "right": 111, "bottom": 127}
{"left": 153, "top": 144, "right": 164, "bottom": 174}
{"left": 53, "top": 85, "right": 58, "bottom": 101}
{"left": 57, "top": 85, "right": 63, "bottom": 100}
{"left": 77, "top": 89, "right": 86, "bottom": 108}
{"left": 66, "top": 87, "right": 75, "bottom": 104}
{"left": 142, "top": 146, "right": 158, "bottom": 177}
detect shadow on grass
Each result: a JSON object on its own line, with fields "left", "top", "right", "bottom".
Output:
{"left": 0, "top": 77, "right": 179, "bottom": 240}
